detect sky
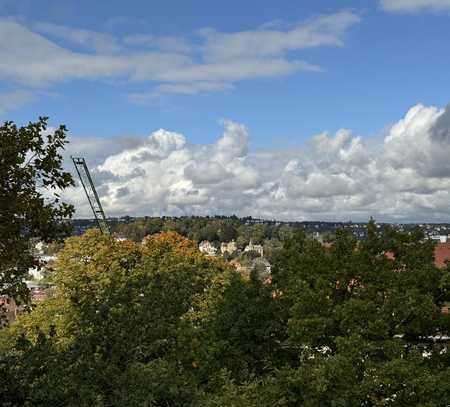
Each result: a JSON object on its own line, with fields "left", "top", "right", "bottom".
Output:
{"left": 2, "top": 0, "right": 450, "bottom": 222}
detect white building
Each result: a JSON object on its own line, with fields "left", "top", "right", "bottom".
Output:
{"left": 244, "top": 240, "right": 263, "bottom": 257}
{"left": 220, "top": 240, "right": 237, "bottom": 255}
{"left": 312, "top": 231, "right": 324, "bottom": 243}
{"left": 431, "top": 235, "right": 449, "bottom": 243}
{"left": 28, "top": 254, "right": 57, "bottom": 280}
{"left": 199, "top": 241, "right": 217, "bottom": 256}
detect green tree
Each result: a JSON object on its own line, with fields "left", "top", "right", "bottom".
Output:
{"left": 269, "top": 223, "right": 450, "bottom": 405}
{"left": 0, "top": 118, "right": 74, "bottom": 319}
{"left": 193, "top": 271, "right": 287, "bottom": 384}
{"left": 199, "top": 222, "right": 220, "bottom": 242}
{"left": 249, "top": 224, "right": 267, "bottom": 244}
{"left": 277, "top": 225, "right": 294, "bottom": 242}
{"left": 1, "top": 231, "right": 232, "bottom": 405}
{"left": 217, "top": 222, "right": 237, "bottom": 243}
{"left": 2, "top": 222, "right": 450, "bottom": 405}
{"left": 263, "top": 238, "right": 282, "bottom": 262}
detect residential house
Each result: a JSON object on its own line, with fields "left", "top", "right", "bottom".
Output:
{"left": 244, "top": 240, "right": 263, "bottom": 257}
{"left": 199, "top": 241, "right": 217, "bottom": 256}
{"left": 220, "top": 240, "right": 237, "bottom": 255}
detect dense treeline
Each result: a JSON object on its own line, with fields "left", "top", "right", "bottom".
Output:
{"left": 1, "top": 222, "right": 450, "bottom": 406}
{"left": 113, "top": 216, "right": 296, "bottom": 244}
{"left": 113, "top": 217, "right": 304, "bottom": 264}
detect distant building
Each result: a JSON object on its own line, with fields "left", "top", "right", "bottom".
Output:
{"left": 1, "top": 241, "right": 53, "bottom": 322}
{"left": 244, "top": 240, "right": 263, "bottom": 257}
{"left": 430, "top": 235, "right": 449, "bottom": 243}
{"left": 312, "top": 231, "right": 324, "bottom": 243}
{"left": 28, "top": 254, "right": 56, "bottom": 280}
{"left": 0, "top": 282, "right": 50, "bottom": 323}
{"left": 26, "top": 281, "right": 50, "bottom": 302}
{"left": 199, "top": 241, "right": 217, "bottom": 256}
{"left": 221, "top": 240, "right": 237, "bottom": 255}
{"left": 27, "top": 241, "right": 58, "bottom": 280}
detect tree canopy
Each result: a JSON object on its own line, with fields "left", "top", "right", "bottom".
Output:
{"left": 1, "top": 223, "right": 449, "bottom": 406}
{"left": 0, "top": 118, "right": 73, "bottom": 319}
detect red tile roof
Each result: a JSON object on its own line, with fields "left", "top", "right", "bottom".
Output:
{"left": 434, "top": 242, "right": 450, "bottom": 268}
{"left": 385, "top": 243, "right": 450, "bottom": 268}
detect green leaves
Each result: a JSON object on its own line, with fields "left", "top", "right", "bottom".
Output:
{"left": 271, "top": 222, "right": 450, "bottom": 405}
{"left": 1, "top": 222, "right": 450, "bottom": 405}
{"left": 0, "top": 118, "right": 74, "bottom": 318}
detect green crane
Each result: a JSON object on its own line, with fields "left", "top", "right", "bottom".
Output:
{"left": 72, "top": 157, "right": 111, "bottom": 235}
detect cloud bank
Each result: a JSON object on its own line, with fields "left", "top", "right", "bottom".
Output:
{"left": 65, "top": 103, "right": 450, "bottom": 222}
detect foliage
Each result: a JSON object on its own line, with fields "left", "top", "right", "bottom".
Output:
{"left": 192, "top": 270, "right": 287, "bottom": 384}
{"left": 0, "top": 118, "right": 73, "bottom": 320}
{"left": 114, "top": 216, "right": 293, "bottom": 246}
{"left": 0, "top": 231, "right": 231, "bottom": 405}
{"left": 1, "top": 222, "right": 450, "bottom": 405}
{"left": 268, "top": 222, "right": 450, "bottom": 405}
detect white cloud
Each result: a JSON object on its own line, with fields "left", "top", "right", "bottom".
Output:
{"left": 130, "top": 82, "right": 234, "bottom": 103}
{"left": 64, "top": 103, "right": 450, "bottom": 222}
{"left": 0, "top": 89, "right": 35, "bottom": 114}
{"left": 33, "top": 21, "right": 122, "bottom": 54}
{"left": 155, "top": 58, "right": 320, "bottom": 82}
{"left": 201, "top": 11, "right": 360, "bottom": 61}
{"left": 123, "top": 34, "right": 192, "bottom": 53}
{"left": 380, "top": 0, "right": 450, "bottom": 12}
{"left": 0, "top": 12, "right": 359, "bottom": 96}
{"left": 0, "top": 19, "right": 129, "bottom": 84}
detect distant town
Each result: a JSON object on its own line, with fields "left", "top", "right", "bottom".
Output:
{"left": 72, "top": 216, "right": 450, "bottom": 243}
{"left": 3, "top": 215, "right": 449, "bottom": 323}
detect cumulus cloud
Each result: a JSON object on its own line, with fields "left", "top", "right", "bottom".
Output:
{"left": 65, "top": 103, "right": 450, "bottom": 222}
{"left": 0, "top": 12, "right": 359, "bottom": 97}
{"left": 380, "top": 0, "right": 450, "bottom": 12}
{"left": 63, "top": 135, "right": 145, "bottom": 167}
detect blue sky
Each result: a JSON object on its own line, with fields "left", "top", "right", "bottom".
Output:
{"left": 1, "top": 0, "right": 449, "bottom": 147}
{"left": 3, "top": 0, "right": 450, "bottom": 221}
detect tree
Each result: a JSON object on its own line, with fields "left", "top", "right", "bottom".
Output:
{"left": 263, "top": 238, "right": 282, "bottom": 262}
{"left": 0, "top": 118, "right": 74, "bottom": 318}
{"left": 0, "top": 230, "right": 233, "bottom": 405}
{"left": 217, "top": 222, "right": 237, "bottom": 243}
{"left": 199, "top": 222, "right": 220, "bottom": 242}
{"left": 269, "top": 223, "right": 450, "bottom": 405}
{"left": 249, "top": 224, "right": 267, "bottom": 244}
{"left": 277, "top": 225, "right": 294, "bottom": 242}
{"left": 2, "top": 222, "right": 450, "bottom": 405}
{"left": 193, "top": 270, "right": 287, "bottom": 384}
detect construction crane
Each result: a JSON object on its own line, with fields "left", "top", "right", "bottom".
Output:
{"left": 72, "top": 157, "right": 111, "bottom": 235}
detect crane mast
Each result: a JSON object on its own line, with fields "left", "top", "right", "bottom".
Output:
{"left": 71, "top": 157, "right": 111, "bottom": 235}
